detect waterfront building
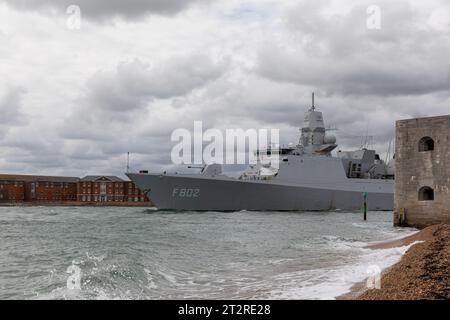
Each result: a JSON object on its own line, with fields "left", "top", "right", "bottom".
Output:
{"left": 78, "top": 175, "right": 149, "bottom": 203}
{"left": 0, "top": 174, "right": 150, "bottom": 205}
{"left": 0, "top": 174, "right": 78, "bottom": 202}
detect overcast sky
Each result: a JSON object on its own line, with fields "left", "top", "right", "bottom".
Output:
{"left": 0, "top": 0, "right": 449, "bottom": 178}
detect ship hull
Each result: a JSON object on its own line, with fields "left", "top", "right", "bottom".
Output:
{"left": 127, "top": 173, "right": 393, "bottom": 211}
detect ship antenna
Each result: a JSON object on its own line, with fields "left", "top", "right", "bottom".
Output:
{"left": 311, "top": 92, "right": 315, "bottom": 111}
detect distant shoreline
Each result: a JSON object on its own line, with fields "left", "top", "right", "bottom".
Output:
{"left": 0, "top": 202, "right": 154, "bottom": 208}
{"left": 340, "top": 223, "right": 450, "bottom": 300}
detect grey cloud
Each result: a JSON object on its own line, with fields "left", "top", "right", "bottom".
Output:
{"left": 55, "top": 54, "right": 227, "bottom": 173}
{"left": 61, "top": 54, "right": 226, "bottom": 140}
{"left": 0, "top": 86, "right": 27, "bottom": 125}
{"left": 61, "top": 140, "right": 170, "bottom": 176}
{"left": 86, "top": 55, "right": 225, "bottom": 111}
{"left": 46, "top": 58, "right": 450, "bottom": 174}
{"left": 171, "top": 75, "right": 298, "bottom": 122}
{"left": 2, "top": 0, "right": 450, "bottom": 177}
{"left": 2, "top": 0, "right": 207, "bottom": 20}
{"left": 115, "top": 57, "right": 226, "bottom": 100}
{"left": 258, "top": 47, "right": 450, "bottom": 96}
{"left": 256, "top": 0, "right": 450, "bottom": 96}
{"left": 173, "top": 69, "right": 450, "bottom": 159}
{"left": 1, "top": 134, "right": 67, "bottom": 175}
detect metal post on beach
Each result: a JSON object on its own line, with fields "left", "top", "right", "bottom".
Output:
{"left": 363, "top": 192, "right": 368, "bottom": 221}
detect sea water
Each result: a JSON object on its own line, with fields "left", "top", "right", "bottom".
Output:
{"left": 0, "top": 207, "right": 417, "bottom": 300}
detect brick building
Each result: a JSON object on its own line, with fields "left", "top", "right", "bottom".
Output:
{"left": 77, "top": 176, "right": 149, "bottom": 203}
{"left": 0, "top": 174, "right": 78, "bottom": 202}
{"left": 394, "top": 115, "right": 450, "bottom": 228}
{"left": 0, "top": 175, "right": 25, "bottom": 202}
{"left": 0, "top": 174, "right": 151, "bottom": 205}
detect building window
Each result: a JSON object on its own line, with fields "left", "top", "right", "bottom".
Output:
{"left": 418, "top": 186, "right": 434, "bottom": 201}
{"left": 418, "top": 136, "right": 434, "bottom": 152}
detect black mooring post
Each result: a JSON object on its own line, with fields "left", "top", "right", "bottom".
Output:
{"left": 363, "top": 192, "right": 368, "bottom": 221}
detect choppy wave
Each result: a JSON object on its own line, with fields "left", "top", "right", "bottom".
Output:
{"left": 0, "top": 207, "right": 418, "bottom": 300}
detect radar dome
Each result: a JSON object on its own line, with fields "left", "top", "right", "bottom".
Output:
{"left": 323, "top": 134, "right": 336, "bottom": 144}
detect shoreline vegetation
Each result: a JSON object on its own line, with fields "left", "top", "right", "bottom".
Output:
{"left": 341, "top": 224, "right": 450, "bottom": 300}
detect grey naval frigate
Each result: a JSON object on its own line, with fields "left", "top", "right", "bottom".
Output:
{"left": 127, "top": 95, "right": 395, "bottom": 211}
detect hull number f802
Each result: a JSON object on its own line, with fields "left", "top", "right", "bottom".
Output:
{"left": 172, "top": 188, "right": 200, "bottom": 198}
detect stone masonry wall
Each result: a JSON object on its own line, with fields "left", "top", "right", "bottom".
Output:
{"left": 394, "top": 115, "right": 450, "bottom": 228}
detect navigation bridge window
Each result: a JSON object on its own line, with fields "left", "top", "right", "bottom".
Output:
{"left": 418, "top": 136, "right": 434, "bottom": 152}
{"left": 256, "top": 148, "right": 293, "bottom": 156}
{"left": 418, "top": 186, "right": 434, "bottom": 201}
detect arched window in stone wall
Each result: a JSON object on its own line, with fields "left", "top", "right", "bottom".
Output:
{"left": 418, "top": 186, "right": 434, "bottom": 201}
{"left": 418, "top": 136, "right": 434, "bottom": 152}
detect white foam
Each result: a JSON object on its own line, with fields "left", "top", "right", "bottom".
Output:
{"left": 157, "top": 269, "right": 179, "bottom": 285}
{"left": 268, "top": 241, "right": 421, "bottom": 300}
{"left": 144, "top": 268, "right": 158, "bottom": 289}
{"left": 367, "top": 230, "right": 420, "bottom": 247}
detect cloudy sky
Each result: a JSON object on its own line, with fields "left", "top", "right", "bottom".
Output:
{"left": 0, "top": 0, "right": 449, "bottom": 178}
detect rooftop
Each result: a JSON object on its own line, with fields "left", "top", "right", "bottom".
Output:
{"left": 397, "top": 114, "right": 450, "bottom": 124}
{"left": 79, "top": 176, "right": 125, "bottom": 182}
{"left": 0, "top": 174, "right": 80, "bottom": 183}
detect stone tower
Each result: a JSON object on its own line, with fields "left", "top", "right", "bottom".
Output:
{"left": 394, "top": 115, "right": 450, "bottom": 228}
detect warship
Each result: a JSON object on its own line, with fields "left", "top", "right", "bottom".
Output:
{"left": 127, "top": 94, "right": 395, "bottom": 211}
